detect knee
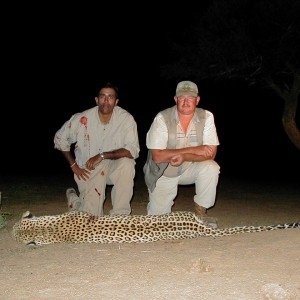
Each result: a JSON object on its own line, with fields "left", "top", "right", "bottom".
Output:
{"left": 117, "top": 158, "right": 135, "bottom": 176}
{"left": 201, "top": 160, "right": 220, "bottom": 176}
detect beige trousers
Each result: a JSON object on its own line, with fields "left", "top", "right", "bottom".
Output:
{"left": 72, "top": 158, "right": 135, "bottom": 216}
{"left": 147, "top": 160, "right": 220, "bottom": 215}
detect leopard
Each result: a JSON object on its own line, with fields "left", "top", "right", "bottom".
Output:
{"left": 12, "top": 210, "right": 299, "bottom": 246}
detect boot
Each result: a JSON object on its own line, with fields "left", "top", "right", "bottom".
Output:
{"left": 195, "top": 203, "right": 207, "bottom": 216}
{"left": 66, "top": 188, "right": 81, "bottom": 211}
{"left": 194, "top": 203, "right": 218, "bottom": 229}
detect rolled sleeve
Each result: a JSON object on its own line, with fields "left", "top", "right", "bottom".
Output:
{"left": 203, "top": 112, "right": 219, "bottom": 145}
{"left": 146, "top": 113, "right": 168, "bottom": 149}
{"left": 54, "top": 112, "right": 84, "bottom": 151}
{"left": 124, "top": 120, "right": 140, "bottom": 159}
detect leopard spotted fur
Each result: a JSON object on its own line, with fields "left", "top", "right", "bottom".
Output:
{"left": 12, "top": 211, "right": 299, "bottom": 246}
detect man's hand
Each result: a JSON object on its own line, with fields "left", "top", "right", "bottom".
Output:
{"left": 71, "top": 164, "right": 90, "bottom": 181}
{"left": 86, "top": 154, "right": 103, "bottom": 171}
{"left": 170, "top": 154, "right": 184, "bottom": 167}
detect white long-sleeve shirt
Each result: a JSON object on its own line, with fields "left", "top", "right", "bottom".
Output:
{"left": 54, "top": 106, "right": 140, "bottom": 167}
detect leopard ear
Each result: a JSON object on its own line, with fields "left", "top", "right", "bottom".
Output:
{"left": 22, "top": 211, "right": 33, "bottom": 219}
{"left": 26, "top": 241, "right": 37, "bottom": 248}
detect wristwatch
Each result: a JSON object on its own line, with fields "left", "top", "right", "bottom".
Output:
{"left": 100, "top": 152, "right": 105, "bottom": 160}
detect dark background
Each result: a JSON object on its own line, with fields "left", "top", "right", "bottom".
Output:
{"left": 1, "top": 4, "right": 299, "bottom": 184}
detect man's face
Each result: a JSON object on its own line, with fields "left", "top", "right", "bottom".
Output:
{"left": 96, "top": 88, "right": 119, "bottom": 115}
{"left": 175, "top": 94, "right": 200, "bottom": 115}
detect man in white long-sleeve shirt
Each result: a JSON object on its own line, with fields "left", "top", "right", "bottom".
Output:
{"left": 54, "top": 82, "right": 140, "bottom": 216}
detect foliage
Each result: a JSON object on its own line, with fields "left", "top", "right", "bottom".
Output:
{"left": 161, "top": 0, "right": 300, "bottom": 149}
{"left": 0, "top": 213, "right": 5, "bottom": 229}
{"left": 162, "top": 0, "right": 299, "bottom": 83}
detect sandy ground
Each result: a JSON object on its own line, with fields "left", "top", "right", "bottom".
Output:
{"left": 0, "top": 174, "right": 299, "bottom": 300}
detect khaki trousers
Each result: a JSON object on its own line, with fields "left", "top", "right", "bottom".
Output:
{"left": 73, "top": 158, "right": 135, "bottom": 216}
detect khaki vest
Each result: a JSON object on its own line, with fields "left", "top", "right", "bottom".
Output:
{"left": 143, "top": 105, "right": 206, "bottom": 192}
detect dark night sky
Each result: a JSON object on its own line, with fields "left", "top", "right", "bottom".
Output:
{"left": 2, "top": 3, "right": 299, "bottom": 184}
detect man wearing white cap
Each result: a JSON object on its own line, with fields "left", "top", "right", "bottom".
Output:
{"left": 144, "top": 80, "right": 220, "bottom": 221}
